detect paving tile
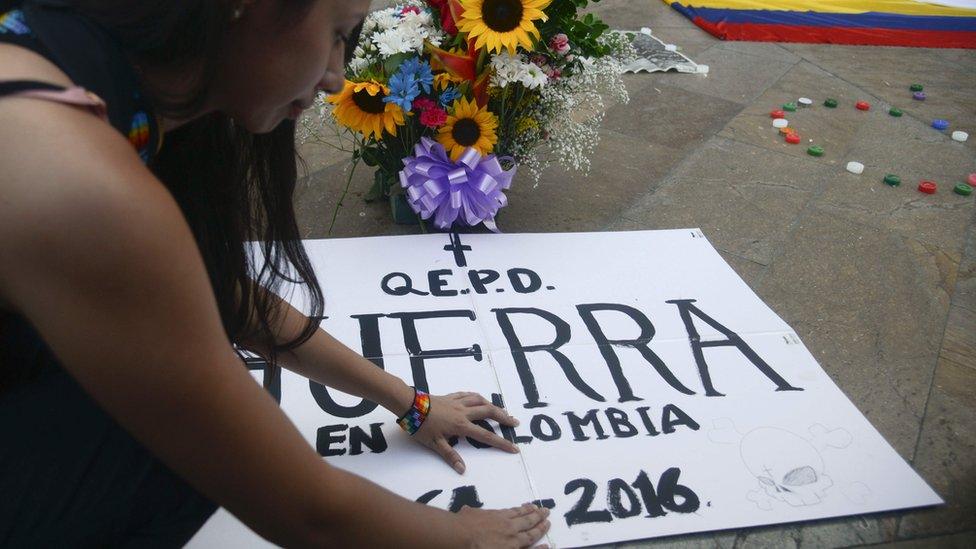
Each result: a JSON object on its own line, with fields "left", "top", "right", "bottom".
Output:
{"left": 810, "top": 112, "right": 976, "bottom": 254}
{"left": 730, "top": 515, "right": 898, "bottom": 548}
{"left": 498, "top": 130, "right": 682, "bottom": 232}
{"left": 754, "top": 208, "right": 953, "bottom": 459}
{"left": 295, "top": 159, "right": 418, "bottom": 239}
{"left": 780, "top": 44, "right": 976, "bottom": 127}
{"left": 586, "top": 0, "right": 695, "bottom": 29}
{"left": 616, "top": 137, "right": 828, "bottom": 266}
{"left": 654, "top": 47, "right": 797, "bottom": 105}
{"left": 618, "top": 530, "right": 736, "bottom": 548}
{"left": 896, "top": 355, "right": 976, "bottom": 538}
{"left": 604, "top": 84, "right": 743, "bottom": 151}
{"left": 868, "top": 530, "right": 976, "bottom": 548}
{"left": 718, "top": 61, "right": 875, "bottom": 163}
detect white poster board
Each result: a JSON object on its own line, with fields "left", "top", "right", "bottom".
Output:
{"left": 189, "top": 229, "right": 941, "bottom": 548}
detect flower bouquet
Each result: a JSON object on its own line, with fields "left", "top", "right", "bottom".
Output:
{"left": 300, "top": 0, "right": 631, "bottom": 231}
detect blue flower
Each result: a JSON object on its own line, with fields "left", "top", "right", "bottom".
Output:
{"left": 398, "top": 57, "right": 434, "bottom": 94}
{"left": 439, "top": 87, "right": 461, "bottom": 107}
{"left": 383, "top": 71, "right": 421, "bottom": 112}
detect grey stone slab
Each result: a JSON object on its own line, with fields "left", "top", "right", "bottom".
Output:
{"left": 498, "top": 130, "right": 682, "bottom": 232}
{"left": 718, "top": 61, "right": 877, "bottom": 163}
{"left": 709, "top": 40, "right": 802, "bottom": 64}
{"left": 603, "top": 84, "right": 743, "bottom": 151}
{"left": 896, "top": 354, "right": 976, "bottom": 538}
{"left": 754, "top": 208, "right": 955, "bottom": 459}
{"left": 294, "top": 159, "right": 418, "bottom": 239}
{"left": 618, "top": 529, "right": 736, "bottom": 548}
{"left": 810, "top": 112, "right": 976, "bottom": 254}
{"left": 780, "top": 44, "right": 976, "bottom": 127}
{"left": 616, "top": 137, "right": 828, "bottom": 266}
{"left": 654, "top": 47, "right": 797, "bottom": 106}
{"left": 731, "top": 515, "right": 898, "bottom": 548}
{"left": 868, "top": 530, "right": 976, "bottom": 548}
{"left": 585, "top": 0, "right": 696, "bottom": 29}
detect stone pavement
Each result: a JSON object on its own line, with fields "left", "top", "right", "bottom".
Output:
{"left": 294, "top": 1, "right": 975, "bottom": 547}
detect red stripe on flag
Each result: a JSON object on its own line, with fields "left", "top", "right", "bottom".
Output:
{"left": 693, "top": 17, "right": 976, "bottom": 48}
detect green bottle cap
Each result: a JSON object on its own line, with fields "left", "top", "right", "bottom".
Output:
{"left": 889, "top": 107, "right": 903, "bottom": 117}
{"left": 910, "top": 84, "right": 923, "bottom": 92}
{"left": 783, "top": 102, "right": 797, "bottom": 112}
{"left": 807, "top": 145, "right": 824, "bottom": 157}
{"left": 954, "top": 183, "right": 973, "bottom": 196}
{"left": 884, "top": 174, "right": 901, "bottom": 187}
{"left": 824, "top": 98, "right": 838, "bottom": 108}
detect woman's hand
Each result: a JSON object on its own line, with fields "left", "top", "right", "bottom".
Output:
{"left": 413, "top": 391, "right": 521, "bottom": 474}
{"left": 456, "top": 503, "right": 551, "bottom": 548}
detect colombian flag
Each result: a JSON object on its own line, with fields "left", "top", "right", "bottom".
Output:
{"left": 666, "top": 0, "right": 976, "bottom": 48}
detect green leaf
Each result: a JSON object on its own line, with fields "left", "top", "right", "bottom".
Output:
{"left": 364, "top": 170, "right": 385, "bottom": 202}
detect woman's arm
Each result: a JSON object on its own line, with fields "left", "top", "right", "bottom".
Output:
{"left": 0, "top": 93, "right": 548, "bottom": 547}
{"left": 239, "top": 283, "right": 522, "bottom": 473}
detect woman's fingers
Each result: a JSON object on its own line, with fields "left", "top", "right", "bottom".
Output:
{"left": 466, "top": 403, "right": 520, "bottom": 427}
{"left": 513, "top": 506, "right": 549, "bottom": 531}
{"left": 432, "top": 437, "right": 466, "bottom": 474}
{"left": 466, "top": 423, "right": 519, "bottom": 453}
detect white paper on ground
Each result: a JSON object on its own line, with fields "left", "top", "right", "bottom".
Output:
{"left": 188, "top": 229, "right": 941, "bottom": 548}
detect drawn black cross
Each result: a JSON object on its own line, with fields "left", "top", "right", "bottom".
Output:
{"left": 444, "top": 231, "right": 472, "bottom": 268}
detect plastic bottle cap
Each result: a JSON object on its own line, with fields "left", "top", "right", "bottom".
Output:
{"left": 913, "top": 92, "right": 926, "bottom": 101}
{"left": 889, "top": 107, "right": 903, "bottom": 117}
{"left": 824, "top": 98, "right": 838, "bottom": 108}
{"left": 786, "top": 134, "right": 801, "bottom": 144}
{"left": 951, "top": 131, "right": 968, "bottom": 142}
{"left": 883, "top": 174, "right": 901, "bottom": 187}
{"left": 968, "top": 173, "right": 976, "bottom": 186}
{"left": 798, "top": 97, "right": 813, "bottom": 106}
{"left": 918, "top": 181, "right": 937, "bottom": 194}
{"left": 770, "top": 110, "right": 786, "bottom": 119}
{"left": 846, "top": 161, "right": 865, "bottom": 175}
{"left": 807, "top": 145, "right": 824, "bottom": 157}
{"left": 855, "top": 101, "right": 871, "bottom": 111}
{"left": 932, "top": 119, "right": 950, "bottom": 131}
{"left": 783, "top": 102, "right": 797, "bottom": 112}
{"left": 779, "top": 126, "right": 795, "bottom": 135}
{"left": 910, "top": 84, "right": 923, "bottom": 92}
{"left": 773, "top": 118, "right": 789, "bottom": 128}
{"left": 954, "top": 183, "right": 973, "bottom": 196}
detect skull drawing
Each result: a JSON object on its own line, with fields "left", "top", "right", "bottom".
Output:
{"left": 739, "top": 427, "right": 834, "bottom": 506}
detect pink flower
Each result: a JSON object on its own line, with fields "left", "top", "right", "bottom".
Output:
{"left": 549, "top": 33, "right": 570, "bottom": 56}
{"left": 413, "top": 97, "right": 437, "bottom": 112}
{"left": 401, "top": 5, "right": 421, "bottom": 15}
{"left": 420, "top": 107, "right": 448, "bottom": 128}
{"left": 545, "top": 67, "right": 562, "bottom": 79}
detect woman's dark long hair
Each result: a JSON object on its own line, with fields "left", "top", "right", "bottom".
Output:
{"left": 8, "top": 0, "right": 332, "bottom": 377}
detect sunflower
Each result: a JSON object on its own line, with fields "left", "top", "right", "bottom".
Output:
{"left": 437, "top": 97, "right": 498, "bottom": 161}
{"left": 458, "top": 0, "right": 553, "bottom": 55}
{"left": 327, "top": 80, "right": 405, "bottom": 140}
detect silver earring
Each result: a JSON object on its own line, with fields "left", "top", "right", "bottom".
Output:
{"left": 232, "top": 5, "right": 245, "bottom": 20}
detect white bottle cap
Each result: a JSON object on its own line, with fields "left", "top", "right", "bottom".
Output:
{"left": 772, "top": 118, "right": 789, "bottom": 128}
{"left": 951, "top": 131, "right": 969, "bottom": 142}
{"left": 846, "top": 161, "right": 865, "bottom": 175}
{"left": 798, "top": 97, "right": 813, "bottom": 106}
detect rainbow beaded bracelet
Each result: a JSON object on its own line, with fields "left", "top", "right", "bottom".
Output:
{"left": 396, "top": 388, "right": 431, "bottom": 435}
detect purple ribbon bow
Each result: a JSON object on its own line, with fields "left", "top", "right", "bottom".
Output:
{"left": 399, "top": 137, "right": 515, "bottom": 231}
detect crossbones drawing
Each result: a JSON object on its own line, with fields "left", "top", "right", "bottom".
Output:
{"left": 710, "top": 419, "right": 855, "bottom": 509}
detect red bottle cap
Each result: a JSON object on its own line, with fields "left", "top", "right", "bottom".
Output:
{"left": 785, "top": 133, "right": 801, "bottom": 144}
{"left": 968, "top": 173, "right": 976, "bottom": 186}
{"left": 918, "top": 181, "right": 937, "bottom": 194}
{"left": 855, "top": 101, "right": 871, "bottom": 111}
{"left": 770, "top": 110, "right": 786, "bottom": 119}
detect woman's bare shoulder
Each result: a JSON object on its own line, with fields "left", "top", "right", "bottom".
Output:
{"left": 0, "top": 46, "right": 185, "bottom": 311}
